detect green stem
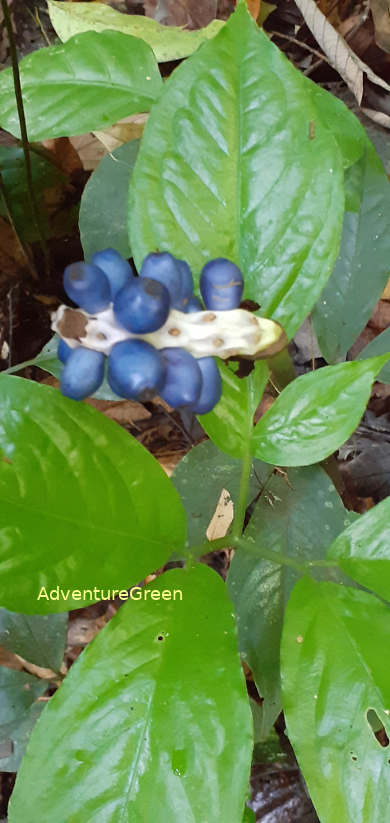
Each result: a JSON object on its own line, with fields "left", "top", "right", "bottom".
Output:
{"left": 3, "top": 358, "right": 38, "bottom": 375}
{"left": 232, "top": 449, "right": 252, "bottom": 537}
{"left": 1, "top": 0, "right": 49, "bottom": 277}
{"left": 185, "top": 536, "right": 236, "bottom": 562}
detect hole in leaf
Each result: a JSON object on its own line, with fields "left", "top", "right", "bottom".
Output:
{"left": 366, "top": 709, "right": 390, "bottom": 747}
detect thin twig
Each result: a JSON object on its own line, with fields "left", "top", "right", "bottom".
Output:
{"left": 1, "top": 0, "right": 50, "bottom": 277}
{"left": 268, "top": 30, "right": 330, "bottom": 66}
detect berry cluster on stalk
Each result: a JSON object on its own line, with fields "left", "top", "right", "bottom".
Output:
{"left": 58, "top": 248, "right": 244, "bottom": 414}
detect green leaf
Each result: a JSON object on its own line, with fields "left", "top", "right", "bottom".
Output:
{"left": 129, "top": 2, "right": 344, "bottom": 340}
{"left": 9, "top": 564, "right": 252, "bottom": 822}
{"left": 242, "top": 806, "right": 255, "bottom": 822}
{"left": 0, "top": 669, "right": 46, "bottom": 727}
{"left": 251, "top": 356, "right": 390, "bottom": 466}
{"left": 0, "top": 702, "right": 44, "bottom": 773}
{"left": 281, "top": 578, "right": 390, "bottom": 823}
{"left": 357, "top": 327, "right": 390, "bottom": 384}
{"left": 29, "top": 335, "right": 124, "bottom": 402}
{"left": 303, "top": 82, "right": 366, "bottom": 169}
{"left": 312, "top": 142, "right": 390, "bottom": 362}
{"left": 200, "top": 361, "right": 269, "bottom": 459}
{"left": 0, "top": 376, "right": 186, "bottom": 613}
{"left": 0, "top": 31, "right": 162, "bottom": 141}
{"left": 327, "top": 496, "right": 390, "bottom": 601}
{"left": 0, "top": 145, "right": 67, "bottom": 242}
{"left": 80, "top": 140, "right": 139, "bottom": 261}
{"left": 48, "top": 0, "right": 225, "bottom": 63}
{"left": 0, "top": 610, "right": 67, "bottom": 670}
{"left": 171, "top": 439, "right": 271, "bottom": 546}
{"left": 227, "top": 466, "right": 353, "bottom": 734}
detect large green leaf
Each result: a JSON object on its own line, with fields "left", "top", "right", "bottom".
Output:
{"left": 327, "top": 496, "right": 390, "bottom": 601}
{"left": 227, "top": 466, "right": 354, "bottom": 734}
{"left": 171, "top": 439, "right": 271, "bottom": 546}
{"left": 9, "top": 564, "right": 252, "bottom": 822}
{"left": 302, "top": 81, "right": 366, "bottom": 169}
{"left": 357, "top": 327, "right": 390, "bottom": 384}
{"left": 199, "top": 361, "right": 269, "bottom": 459}
{"left": 312, "top": 142, "right": 390, "bottom": 363}
{"left": 0, "top": 610, "right": 67, "bottom": 671}
{"left": 48, "top": 0, "right": 224, "bottom": 62}
{"left": 80, "top": 140, "right": 139, "bottom": 261}
{"left": 0, "top": 31, "right": 162, "bottom": 141}
{"left": 0, "top": 669, "right": 46, "bottom": 727}
{"left": 251, "top": 356, "right": 390, "bottom": 466}
{"left": 0, "top": 376, "right": 186, "bottom": 613}
{"left": 281, "top": 578, "right": 390, "bottom": 823}
{"left": 129, "top": 2, "right": 344, "bottom": 340}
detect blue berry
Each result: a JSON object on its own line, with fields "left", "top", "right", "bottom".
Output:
{"left": 159, "top": 348, "right": 202, "bottom": 408}
{"left": 91, "top": 248, "right": 133, "bottom": 299}
{"left": 108, "top": 340, "right": 166, "bottom": 400}
{"left": 63, "top": 262, "right": 111, "bottom": 313}
{"left": 140, "top": 252, "right": 182, "bottom": 305}
{"left": 113, "top": 277, "right": 170, "bottom": 334}
{"left": 200, "top": 258, "right": 244, "bottom": 311}
{"left": 185, "top": 295, "right": 203, "bottom": 313}
{"left": 188, "top": 357, "right": 222, "bottom": 415}
{"left": 60, "top": 348, "right": 105, "bottom": 400}
{"left": 58, "top": 338, "right": 73, "bottom": 364}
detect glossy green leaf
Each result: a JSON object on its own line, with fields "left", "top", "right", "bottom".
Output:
{"left": 303, "top": 82, "right": 366, "bottom": 169}
{"left": 48, "top": 0, "right": 224, "bottom": 62}
{"left": 199, "top": 361, "right": 269, "bottom": 458}
{"left": 251, "top": 356, "right": 390, "bottom": 466}
{"left": 312, "top": 142, "right": 390, "bottom": 363}
{"left": 28, "top": 335, "right": 123, "bottom": 402}
{"left": 0, "top": 31, "right": 162, "bottom": 141}
{"left": 9, "top": 564, "right": 252, "bottom": 822}
{"left": 171, "top": 439, "right": 271, "bottom": 546}
{"left": 242, "top": 806, "right": 255, "bottom": 822}
{"left": 79, "top": 140, "right": 139, "bottom": 261}
{"left": 0, "top": 610, "right": 67, "bottom": 670}
{"left": 0, "top": 376, "right": 186, "bottom": 613}
{"left": 227, "top": 466, "right": 354, "bottom": 733}
{"left": 129, "top": 2, "right": 344, "bottom": 340}
{"left": 327, "top": 496, "right": 390, "bottom": 601}
{"left": 281, "top": 578, "right": 390, "bottom": 823}
{"left": 357, "top": 327, "right": 390, "bottom": 384}
{"left": 0, "top": 701, "right": 44, "bottom": 773}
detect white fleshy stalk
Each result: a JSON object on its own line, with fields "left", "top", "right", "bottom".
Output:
{"left": 51, "top": 304, "right": 287, "bottom": 360}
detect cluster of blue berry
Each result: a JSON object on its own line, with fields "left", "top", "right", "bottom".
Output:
{"left": 58, "top": 249, "right": 244, "bottom": 414}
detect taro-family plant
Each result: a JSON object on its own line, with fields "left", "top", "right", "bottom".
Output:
{"left": 0, "top": 2, "right": 390, "bottom": 821}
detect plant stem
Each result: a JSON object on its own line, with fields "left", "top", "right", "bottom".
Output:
{"left": 1, "top": 0, "right": 50, "bottom": 277}
{"left": 232, "top": 449, "right": 252, "bottom": 537}
{"left": 3, "top": 357, "right": 38, "bottom": 375}
{"left": 267, "top": 347, "right": 296, "bottom": 390}
{"left": 0, "top": 167, "right": 37, "bottom": 277}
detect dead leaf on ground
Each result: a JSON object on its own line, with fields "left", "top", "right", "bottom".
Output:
{"left": 294, "top": 0, "right": 390, "bottom": 126}
{"left": 144, "top": 0, "right": 218, "bottom": 27}
{"left": 370, "top": 0, "right": 390, "bottom": 54}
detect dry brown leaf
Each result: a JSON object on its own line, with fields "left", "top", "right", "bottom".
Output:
{"left": 206, "top": 489, "right": 234, "bottom": 539}
{"left": 370, "top": 0, "right": 390, "bottom": 54}
{"left": 69, "top": 134, "right": 107, "bottom": 170}
{"left": 94, "top": 114, "right": 148, "bottom": 153}
{"left": 0, "top": 645, "right": 23, "bottom": 671}
{"left": 245, "top": 0, "right": 260, "bottom": 19}
{"left": 294, "top": 0, "right": 390, "bottom": 126}
{"left": 14, "top": 654, "right": 59, "bottom": 681}
{"left": 381, "top": 277, "right": 390, "bottom": 300}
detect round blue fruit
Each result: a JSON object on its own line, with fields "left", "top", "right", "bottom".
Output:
{"left": 113, "top": 277, "right": 170, "bottom": 334}
{"left": 57, "top": 338, "right": 73, "bottom": 364}
{"left": 108, "top": 339, "right": 166, "bottom": 400}
{"left": 185, "top": 295, "right": 203, "bottom": 313}
{"left": 63, "top": 262, "right": 111, "bottom": 313}
{"left": 91, "top": 248, "right": 133, "bottom": 299}
{"left": 140, "top": 252, "right": 182, "bottom": 304}
{"left": 188, "top": 357, "right": 222, "bottom": 414}
{"left": 200, "top": 258, "right": 244, "bottom": 311}
{"left": 159, "top": 348, "right": 202, "bottom": 408}
{"left": 60, "top": 348, "right": 105, "bottom": 400}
